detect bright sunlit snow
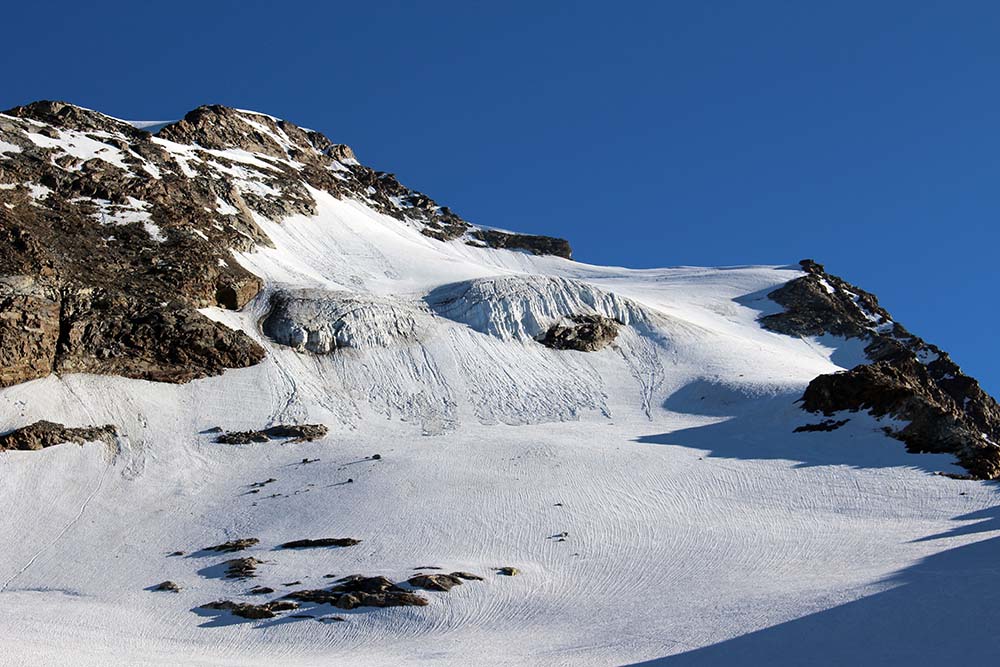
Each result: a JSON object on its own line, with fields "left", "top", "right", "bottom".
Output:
{"left": 1, "top": 158, "right": 998, "bottom": 667}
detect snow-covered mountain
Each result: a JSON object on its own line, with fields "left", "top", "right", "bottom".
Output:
{"left": 2, "top": 101, "right": 999, "bottom": 666}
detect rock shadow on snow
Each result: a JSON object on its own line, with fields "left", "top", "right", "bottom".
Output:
{"left": 645, "top": 386, "right": 965, "bottom": 476}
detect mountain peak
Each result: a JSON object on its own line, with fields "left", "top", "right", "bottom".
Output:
{"left": 3, "top": 99, "right": 145, "bottom": 138}
{"left": 157, "top": 104, "right": 358, "bottom": 165}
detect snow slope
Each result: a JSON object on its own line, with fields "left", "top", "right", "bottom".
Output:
{"left": 2, "top": 178, "right": 999, "bottom": 666}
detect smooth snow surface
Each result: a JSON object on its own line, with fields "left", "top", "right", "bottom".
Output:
{"left": 3, "top": 185, "right": 999, "bottom": 667}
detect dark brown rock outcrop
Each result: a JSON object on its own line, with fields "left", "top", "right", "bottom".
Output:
{"left": 0, "top": 420, "right": 116, "bottom": 451}
{"left": 763, "top": 260, "right": 1000, "bottom": 478}
{"left": 537, "top": 314, "right": 620, "bottom": 351}
{"left": 469, "top": 229, "right": 572, "bottom": 259}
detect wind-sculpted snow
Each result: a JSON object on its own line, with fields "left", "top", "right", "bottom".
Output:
{"left": 263, "top": 289, "right": 438, "bottom": 352}
{"left": 425, "top": 275, "right": 656, "bottom": 341}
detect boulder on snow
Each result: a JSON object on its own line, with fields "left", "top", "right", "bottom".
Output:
{"left": 214, "top": 424, "right": 328, "bottom": 444}
{"left": 279, "top": 538, "right": 360, "bottom": 549}
{"left": 537, "top": 314, "right": 621, "bottom": 352}
{"left": 407, "top": 573, "right": 465, "bottom": 591}
{"left": 150, "top": 580, "right": 181, "bottom": 593}
{"left": 223, "top": 557, "right": 263, "bottom": 580}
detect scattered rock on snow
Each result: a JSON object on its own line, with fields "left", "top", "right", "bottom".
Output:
{"left": 496, "top": 567, "right": 520, "bottom": 576}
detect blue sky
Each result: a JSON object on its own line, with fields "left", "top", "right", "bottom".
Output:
{"left": 2, "top": 1, "right": 997, "bottom": 393}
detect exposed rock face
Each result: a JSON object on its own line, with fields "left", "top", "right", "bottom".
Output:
{"left": 0, "top": 276, "right": 60, "bottom": 386}
{"left": 214, "top": 424, "right": 328, "bottom": 444}
{"left": 762, "top": 260, "right": 1000, "bottom": 479}
{"left": 0, "top": 420, "right": 116, "bottom": 451}
{"left": 0, "top": 100, "right": 570, "bottom": 389}
{"left": 284, "top": 575, "right": 428, "bottom": 609}
{"left": 537, "top": 314, "right": 620, "bottom": 351}
{"left": 0, "top": 101, "right": 266, "bottom": 387}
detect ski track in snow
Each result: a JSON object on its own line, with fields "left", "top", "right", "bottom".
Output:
{"left": 2, "top": 189, "right": 999, "bottom": 665}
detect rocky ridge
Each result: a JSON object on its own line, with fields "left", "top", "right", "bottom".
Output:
{"left": 763, "top": 260, "right": 1000, "bottom": 479}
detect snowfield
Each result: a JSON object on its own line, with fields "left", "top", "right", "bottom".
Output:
{"left": 2, "top": 188, "right": 999, "bottom": 666}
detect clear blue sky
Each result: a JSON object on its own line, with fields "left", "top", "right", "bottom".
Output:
{"left": 2, "top": 1, "right": 997, "bottom": 394}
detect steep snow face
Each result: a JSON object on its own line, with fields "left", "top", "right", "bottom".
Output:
{"left": 3, "top": 105, "right": 1000, "bottom": 667}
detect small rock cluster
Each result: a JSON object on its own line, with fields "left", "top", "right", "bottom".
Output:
{"left": 285, "top": 575, "right": 429, "bottom": 610}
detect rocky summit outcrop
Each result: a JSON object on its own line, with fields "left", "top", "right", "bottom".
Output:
{"left": 0, "top": 100, "right": 570, "bottom": 389}
{"left": 0, "top": 420, "right": 116, "bottom": 451}
{"left": 762, "top": 260, "right": 1000, "bottom": 479}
